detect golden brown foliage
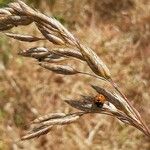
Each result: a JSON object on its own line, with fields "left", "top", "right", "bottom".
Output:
{"left": 0, "top": 0, "right": 150, "bottom": 150}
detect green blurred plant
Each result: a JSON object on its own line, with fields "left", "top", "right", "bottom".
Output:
{"left": 14, "top": 113, "right": 24, "bottom": 127}
{"left": 0, "top": 0, "right": 12, "bottom": 7}
{"left": 0, "top": 37, "right": 12, "bottom": 68}
{"left": 26, "top": 0, "right": 56, "bottom": 8}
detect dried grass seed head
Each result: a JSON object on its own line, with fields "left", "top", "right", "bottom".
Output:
{"left": 39, "top": 63, "right": 79, "bottom": 75}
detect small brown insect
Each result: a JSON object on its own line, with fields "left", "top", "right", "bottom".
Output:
{"left": 94, "top": 94, "right": 106, "bottom": 108}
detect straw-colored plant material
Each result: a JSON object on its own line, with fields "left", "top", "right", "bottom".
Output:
{"left": 21, "top": 126, "right": 53, "bottom": 141}
{"left": 32, "top": 113, "right": 66, "bottom": 124}
{"left": 5, "top": 33, "right": 45, "bottom": 42}
{"left": 39, "top": 63, "right": 79, "bottom": 75}
{"left": 21, "top": 112, "right": 85, "bottom": 140}
{"left": 51, "top": 48, "right": 85, "bottom": 61}
{"left": 36, "top": 24, "right": 65, "bottom": 45}
{"left": 0, "top": 0, "right": 149, "bottom": 140}
{"left": 76, "top": 43, "right": 111, "bottom": 79}
{"left": 18, "top": 47, "right": 49, "bottom": 58}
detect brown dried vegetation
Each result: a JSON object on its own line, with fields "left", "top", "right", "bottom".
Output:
{"left": 0, "top": 0, "right": 150, "bottom": 150}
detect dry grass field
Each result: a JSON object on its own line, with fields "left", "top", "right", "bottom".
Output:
{"left": 0, "top": 0, "right": 150, "bottom": 150}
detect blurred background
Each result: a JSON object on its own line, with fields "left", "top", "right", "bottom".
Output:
{"left": 0, "top": 0, "right": 150, "bottom": 149}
